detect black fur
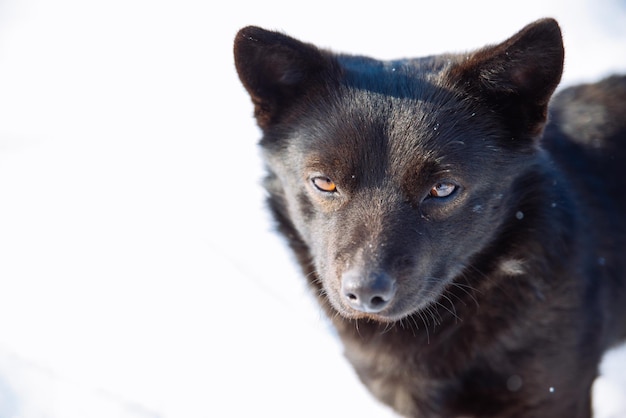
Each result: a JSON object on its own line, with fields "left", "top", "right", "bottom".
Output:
{"left": 234, "top": 19, "right": 626, "bottom": 417}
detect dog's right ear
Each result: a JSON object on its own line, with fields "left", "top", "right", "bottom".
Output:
{"left": 234, "top": 26, "right": 336, "bottom": 130}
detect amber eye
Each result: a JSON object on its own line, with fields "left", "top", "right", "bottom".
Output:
{"left": 312, "top": 176, "right": 337, "bottom": 193}
{"left": 429, "top": 182, "right": 456, "bottom": 198}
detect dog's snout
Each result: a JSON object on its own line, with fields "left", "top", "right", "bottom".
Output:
{"left": 341, "top": 270, "right": 397, "bottom": 313}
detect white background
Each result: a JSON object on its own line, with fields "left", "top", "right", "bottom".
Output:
{"left": 0, "top": 0, "right": 625, "bottom": 417}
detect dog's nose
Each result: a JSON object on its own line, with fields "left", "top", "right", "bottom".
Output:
{"left": 341, "top": 270, "right": 396, "bottom": 313}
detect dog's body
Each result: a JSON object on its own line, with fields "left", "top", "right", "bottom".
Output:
{"left": 234, "top": 19, "right": 626, "bottom": 417}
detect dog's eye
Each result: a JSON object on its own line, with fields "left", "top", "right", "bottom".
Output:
{"left": 312, "top": 176, "right": 337, "bottom": 193}
{"left": 429, "top": 182, "right": 456, "bottom": 198}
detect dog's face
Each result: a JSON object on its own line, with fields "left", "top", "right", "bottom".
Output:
{"left": 234, "top": 20, "right": 563, "bottom": 322}
{"left": 261, "top": 84, "right": 530, "bottom": 322}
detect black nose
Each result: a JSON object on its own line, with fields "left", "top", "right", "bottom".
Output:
{"left": 341, "top": 270, "right": 396, "bottom": 313}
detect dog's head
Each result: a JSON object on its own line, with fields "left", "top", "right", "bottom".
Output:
{"left": 234, "top": 20, "right": 564, "bottom": 322}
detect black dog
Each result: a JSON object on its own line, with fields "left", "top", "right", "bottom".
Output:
{"left": 234, "top": 19, "right": 626, "bottom": 417}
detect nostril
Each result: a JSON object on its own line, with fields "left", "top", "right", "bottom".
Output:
{"left": 370, "top": 295, "right": 387, "bottom": 307}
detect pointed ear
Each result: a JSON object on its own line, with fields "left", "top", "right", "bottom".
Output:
{"left": 234, "top": 26, "right": 336, "bottom": 130}
{"left": 449, "top": 18, "right": 564, "bottom": 138}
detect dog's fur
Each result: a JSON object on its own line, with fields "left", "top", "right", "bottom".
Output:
{"left": 234, "top": 19, "right": 626, "bottom": 417}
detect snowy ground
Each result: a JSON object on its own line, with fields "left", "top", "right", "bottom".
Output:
{"left": 0, "top": 1, "right": 625, "bottom": 417}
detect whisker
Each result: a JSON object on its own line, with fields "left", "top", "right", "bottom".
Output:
{"left": 381, "top": 321, "right": 395, "bottom": 334}
{"left": 408, "top": 316, "right": 420, "bottom": 337}
{"left": 354, "top": 318, "right": 362, "bottom": 336}
{"left": 449, "top": 282, "right": 481, "bottom": 309}
{"left": 417, "top": 311, "right": 430, "bottom": 344}
{"left": 427, "top": 305, "right": 442, "bottom": 327}
{"left": 436, "top": 293, "right": 460, "bottom": 323}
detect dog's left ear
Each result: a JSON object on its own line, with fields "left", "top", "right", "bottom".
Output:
{"left": 449, "top": 18, "right": 564, "bottom": 138}
{"left": 234, "top": 26, "right": 336, "bottom": 130}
